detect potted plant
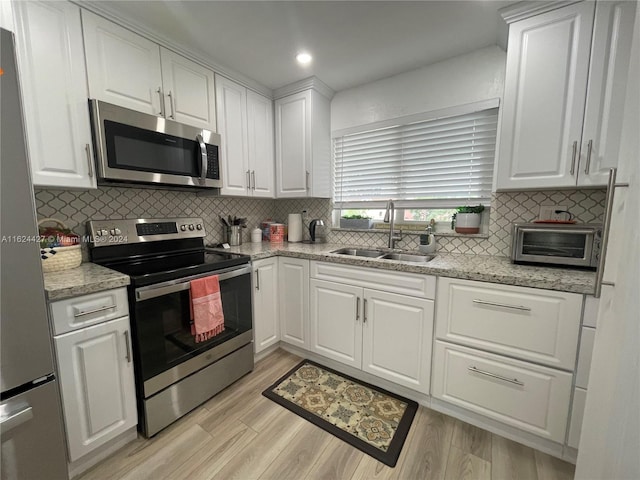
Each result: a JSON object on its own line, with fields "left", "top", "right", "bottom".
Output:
{"left": 451, "top": 205, "right": 485, "bottom": 234}
{"left": 340, "top": 214, "right": 373, "bottom": 229}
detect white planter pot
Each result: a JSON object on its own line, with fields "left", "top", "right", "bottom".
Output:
{"left": 454, "top": 213, "right": 481, "bottom": 234}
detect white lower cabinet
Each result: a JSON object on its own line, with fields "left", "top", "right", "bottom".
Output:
{"left": 361, "top": 289, "right": 433, "bottom": 393}
{"left": 278, "top": 257, "right": 309, "bottom": 349}
{"left": 54, "top": 316, "right": 136, "bottom": 461}
{"left": 434, "top": 277, "right": 587, "bottom": 447}
{"left": 309, "top": 263, "right": 434, "bottom": 394}
{"left": 432, "top": 341, "right": 573, "bottom": 442}
{"left": 252, "top": 258, "right": 279, "bottom": 354}
{"left": 310, "top": 279, "right": 362, "bottom": 368}
{"left": 436, "top": 277, "right": 582, "bottom": 369}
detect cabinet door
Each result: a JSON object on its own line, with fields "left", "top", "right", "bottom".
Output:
{"left": 310, "top": 279, "right": 362, "bottom": 368}
{"left": 496, "top": 2, "right": 595, "bottom": 190}
{"left": 160, "top": 48, "right": 216, "bottom": 131}
{"left": 215, "top": 75, "right": 249, "bottom": 196}
{"left": 579, "top": 1, "right": 637, "bottom": 186}
{"left": 279, "top": 257, "right": 309, "bottom": 349}
{"left": 13, "top": 1, "right": 96, "bottom": 189}
{"left": 247, "top": 90, "right": 275, "bottom": 198}
{"left": 253, "top": 258, "right": 279, "bottom": 353}
{"left": 54, "top": 316, "right": 136, "bottom": 461}
{"left": 362, "top": 290, "right": 433, "bottom": 394}
{"left": 82, "top": 11, "right": 163, "bottom": 116}
{"left": 275, "top": 91, "right": 311, "bottom": 197}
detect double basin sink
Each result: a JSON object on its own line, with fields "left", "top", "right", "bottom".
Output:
{"left": 330, "top": 248, "right": 435, "bottom": 263}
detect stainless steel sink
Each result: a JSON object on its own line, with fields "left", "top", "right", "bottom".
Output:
{"left": 379, "top": 253, "right": 435, "bottom": 263}
{"left": 330, "top": 248, "right": 386, "bottom": 257}
{"left": 330, "top": 248, "right": 435, "bottom": 263}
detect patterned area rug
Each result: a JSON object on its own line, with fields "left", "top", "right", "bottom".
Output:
{"left": 262, "top": 360, "right": 418, "bottom": 467}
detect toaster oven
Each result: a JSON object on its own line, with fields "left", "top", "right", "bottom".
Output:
{"left": 511, "top": 223, "right": 602, "bottom": 269}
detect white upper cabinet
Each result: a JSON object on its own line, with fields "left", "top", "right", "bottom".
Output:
{"left": 83, "top": 11, "right": 216, "bottom": 131}
{"left": 13, "top": 1, "right": 96, "bottom": 189}
{"left": 160, "top": 48, "right": 216, "bottom": 131}
{"left": 82, "top": 10, "right": 163, "bottom": 116}
{"left": 246, "top": 90, "right": 275, "bottom": 197}
{"left": 216, "top": 74, "right": 274, "bottom": 197}
{"left": 216, "top": 75, "right": 249, "bottom": 196}
{"left": 579, "top": 1, "right": 637, "bottom": 186}
{"left": 496, "top": 2, "right": 595, "bottom": 190}
{"left": 275, "top": 86, "right": 331, "bottom": 198}
{"left": 496, "top": 1, "right": 636, "bottom": 190}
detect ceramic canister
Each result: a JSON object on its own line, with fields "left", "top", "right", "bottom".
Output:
{"left": 269, "top": 223, "right": 285, "bottom": 243}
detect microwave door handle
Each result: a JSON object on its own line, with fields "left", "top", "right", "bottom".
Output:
{"left": 196, "top": 134, "right": 207, "bottom": 184}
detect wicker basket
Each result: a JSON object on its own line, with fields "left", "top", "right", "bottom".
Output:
{"left": 38, "top": 218, "right": 82, "bottom": 273}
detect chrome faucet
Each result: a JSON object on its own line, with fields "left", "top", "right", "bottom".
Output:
{"left": 383, "top": 199, "right": 403, "bottom": 249}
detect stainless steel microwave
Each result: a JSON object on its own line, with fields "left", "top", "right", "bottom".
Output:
{"left": 89, "top": 99, "right": 221, "bottom": 189}
{"left": 511, "top": 223, "right": 602, "bottom": 269}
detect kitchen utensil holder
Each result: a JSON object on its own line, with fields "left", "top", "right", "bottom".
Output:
{"left": 225, "top": 225, "right": 242, "bottom": 246}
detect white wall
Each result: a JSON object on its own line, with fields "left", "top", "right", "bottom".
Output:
{"left": 331, "top": 45, "right": 506, "bottom": 132}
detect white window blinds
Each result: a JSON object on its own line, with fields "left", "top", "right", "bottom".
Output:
{"left": 333, "top": 104, "right": 498, "bottom": 208}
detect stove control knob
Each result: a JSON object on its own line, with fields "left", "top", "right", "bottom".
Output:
{"left": 180, "top": 225, "right": 187, "bottom": 231}
{"left": 110, "top": 228, "right": 117, "bottom": 235}
{"left": 188, "top": 224, "right": 195, "bottom": 231}
{"left": 196, "top": 224, "right": 202, "bottom": 230}
{"left": 99, "top": 229, "right": 107, "bottom": 236}
{"left": 114, "top": 228, "right": 122, "bottom": 235}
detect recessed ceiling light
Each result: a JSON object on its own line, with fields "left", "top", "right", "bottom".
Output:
{"left": 296, "top": 52, "right": 312, "bottom": 65}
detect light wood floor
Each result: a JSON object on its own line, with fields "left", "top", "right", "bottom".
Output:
{"left": 79, "top": 349, "right": 575, "bottom": 480}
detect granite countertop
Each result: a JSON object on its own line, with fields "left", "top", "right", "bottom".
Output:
{"left": 42, "top": 242, "right": 596, "bottom": 300}
{"left": 43, "top": 263, "right": 130, "bottom": 301}
{"left": 217, "top": 242, "right": 596, "bottom": 294}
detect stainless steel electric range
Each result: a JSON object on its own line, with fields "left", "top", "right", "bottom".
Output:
{"left": 87, "top": 217, "right": 253, "bottom": 437}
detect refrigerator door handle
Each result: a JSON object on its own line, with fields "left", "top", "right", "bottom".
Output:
{"left": 0, "top": 405, "right": 33, "bottom": 433}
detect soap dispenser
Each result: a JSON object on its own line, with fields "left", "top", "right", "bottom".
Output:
{"left": 419, "top": 219, "right": 436, "bottom": 253}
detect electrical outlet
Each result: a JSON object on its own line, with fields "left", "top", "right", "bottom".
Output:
{"left": 538, "top": 205, "right": 568, "bottom": 221}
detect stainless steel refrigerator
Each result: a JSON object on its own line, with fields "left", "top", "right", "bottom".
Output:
{"left": 0, "top": 28, "right": 68, "bottom": 479}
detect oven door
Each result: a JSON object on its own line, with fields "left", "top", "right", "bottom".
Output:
{"left": 514, "top": 227, "right": 596, "bottom": 267}
{"left": 90, "top": 99, "right": 221, "bottom": 188}
{"left": 132, "top": 265, "right": 252, "bottom": 398}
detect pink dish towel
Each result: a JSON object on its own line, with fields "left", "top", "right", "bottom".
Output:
{"left": 190, "top": 275, "right": 225, "bottom": 343}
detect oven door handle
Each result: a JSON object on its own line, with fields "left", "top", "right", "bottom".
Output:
{"left": 135, "top": 265, "right": 251, "bottom": 302}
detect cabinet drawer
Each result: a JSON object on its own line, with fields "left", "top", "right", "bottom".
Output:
{"left": 435, "top": 278, "right": 582, "bottom": 369}
{"left": 50, "top": 288, "right": 129, "bottom": 335}
{"left": 310, "top": 261, "right": 436, "bottom": 299}
{"left": 432, "top": 341, "right": 572, "bottom": 443}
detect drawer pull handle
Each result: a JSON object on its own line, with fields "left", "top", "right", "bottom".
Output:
{"left": 468, "top": 366, "right": 524, "bottom": 386}
{"left": 73, "top": 304, "right": 117, "bottom": 318}
{"left": 356, "top": 297, "right": 360, "bottom": 321}
{"left": 472, "top": 299, "right": 531, "bottom": 312}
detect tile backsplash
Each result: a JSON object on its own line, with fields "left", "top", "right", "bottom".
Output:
{"left": 35, "top": 187, "right": 275, "bottom": 259}
{"left": 35, "top": 187, "right": 605, "bottom": 259}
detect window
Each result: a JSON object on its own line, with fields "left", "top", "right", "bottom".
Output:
{"left": 333, "top": 100, "right": 499, "bottom": 213}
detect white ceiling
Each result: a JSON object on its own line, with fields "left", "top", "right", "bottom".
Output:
{"left": 95, "top": 1, "right": 512, "bottom": 93}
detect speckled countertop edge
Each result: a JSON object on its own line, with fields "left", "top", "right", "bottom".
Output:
{"left": 44, "top": 263, "right": 130, "bottom": 301}
{"left": 42, "top": 242, "right": 596, "bottom": 300}
{"left": 215, "top": 242, "right": 596, "bottom": 295}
